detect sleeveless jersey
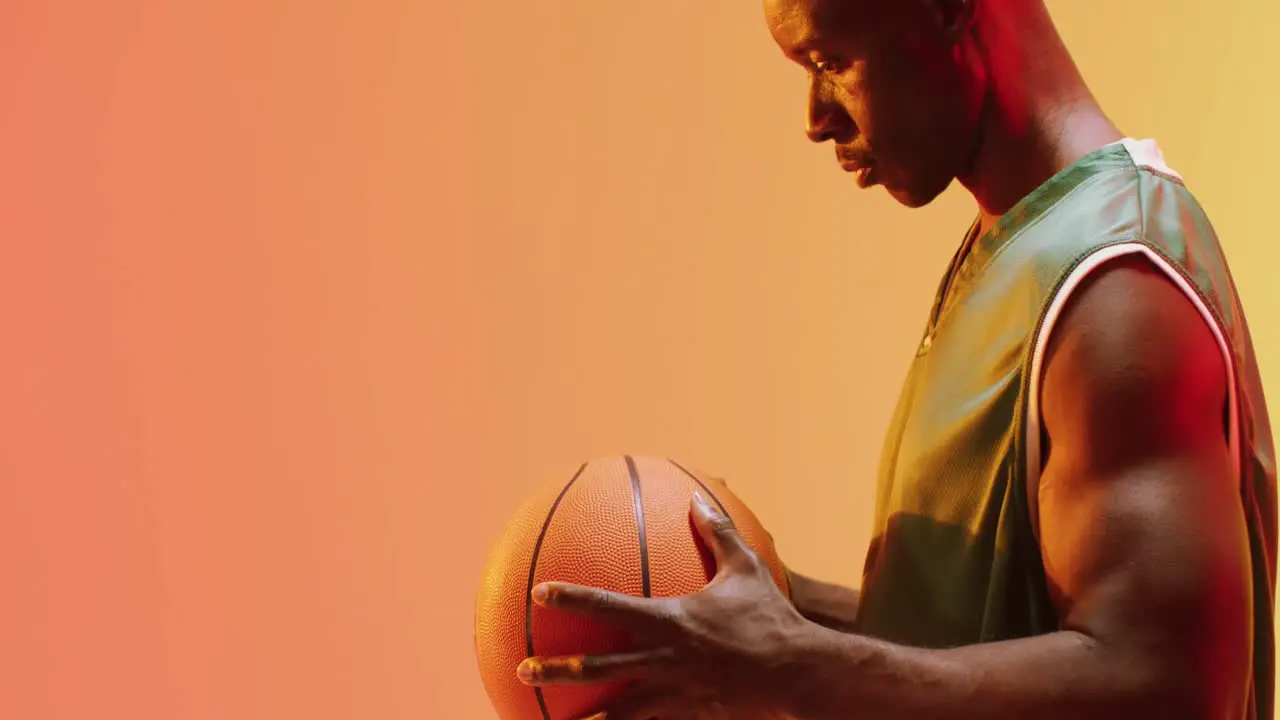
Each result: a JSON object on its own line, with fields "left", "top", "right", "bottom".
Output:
{"left": 852, "top": 139, "right": 1276, "bottom": 718}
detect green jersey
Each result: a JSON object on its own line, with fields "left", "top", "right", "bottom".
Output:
{"left": 854, "top": 139, "right": 1276, "bottom": 718}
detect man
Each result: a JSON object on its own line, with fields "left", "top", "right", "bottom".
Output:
{"left": 516, "top": 0, "right": 1278, "bottom": 718}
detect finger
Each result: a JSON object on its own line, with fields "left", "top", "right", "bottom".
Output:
{"left": 517, "top": 647, "right": 678, "bottom": 687}
{"left": 690, "top": 492, "right": 755, "bottom": 572}
{"left": 532, "top": 582, "right": 675, "bottom": 633}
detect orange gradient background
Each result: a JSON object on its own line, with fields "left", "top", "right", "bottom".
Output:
{"left": 0, "top": 2, "right": 1276, "bottom": 718}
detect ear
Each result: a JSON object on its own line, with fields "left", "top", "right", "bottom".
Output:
{"left": 930, "top": 0, "right": 975, "bottom": 41}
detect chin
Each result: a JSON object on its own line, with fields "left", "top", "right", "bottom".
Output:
{"left": 886, "top": 175, "right": 954, "bottom": 209}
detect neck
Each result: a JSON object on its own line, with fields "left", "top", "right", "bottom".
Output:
{"left": 958, "top": 2, "right": 1123, "bottom": 235}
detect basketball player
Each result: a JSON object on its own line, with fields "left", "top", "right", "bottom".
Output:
{"left": 515, "top": 0, "right": 1277, "bottom": 718}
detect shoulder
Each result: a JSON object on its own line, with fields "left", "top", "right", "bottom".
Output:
{"left": 1039, "top": 251, "right": 1228, "bottom": 452}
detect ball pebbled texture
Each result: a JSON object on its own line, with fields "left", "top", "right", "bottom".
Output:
{"left": 474, "top": 456, "right": 788, "bottom": 720}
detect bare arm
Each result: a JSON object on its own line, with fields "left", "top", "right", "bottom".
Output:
{"left": 787, "top": 569, "right": 860, "bottom": 633}
{"left": 783, "top": 257, "right": 1254, "bottom": 720}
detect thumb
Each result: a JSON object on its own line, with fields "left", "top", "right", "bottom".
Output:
{"left": 690, "top": 492, "right": 754, "bottom": 576}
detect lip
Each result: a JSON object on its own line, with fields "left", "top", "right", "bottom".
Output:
{"left": 855, "top": 166, "right": 877, "bottom": 188}
{"left": 840, "top": 160, "right": 879, "bottom": 188}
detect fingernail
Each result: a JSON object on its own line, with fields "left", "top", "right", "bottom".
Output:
{"left": 516, "top": 659, "right": 538, "bottom": 684}
{"left": 531, "top": 584, "right": 550, "bottom": 605}
{"left": 692, "top": 492, "right": 717, "bottom": 518}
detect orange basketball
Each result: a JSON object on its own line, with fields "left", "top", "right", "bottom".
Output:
{"left": 474, "top": 455, "right": 789, "bottom": 720}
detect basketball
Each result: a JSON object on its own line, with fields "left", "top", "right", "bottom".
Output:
{"left": 474, "top": 455, "right": 789, "bottom": 720}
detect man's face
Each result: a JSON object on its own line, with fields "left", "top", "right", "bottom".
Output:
{"left": 764, "top": 0, "right": 985, "bottom": 207}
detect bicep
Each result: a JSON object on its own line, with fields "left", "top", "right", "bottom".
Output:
{"left": 1036, "top": 256, "right": 1252, "bottom": 711}
{"left": 1039, "top": 447, "right": 1246, "bottom": 660}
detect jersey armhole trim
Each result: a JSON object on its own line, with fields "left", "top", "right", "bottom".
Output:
{"left": 1120, "top": 137, "right": 1184, "bottom": 182}
{"left": 1024, "top": 242, "right": 1241, "bottom": 540}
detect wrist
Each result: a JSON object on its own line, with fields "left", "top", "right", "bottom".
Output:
{"left": 775, "top": 620, "right": 865, "bottom": 720}
{"left": 785, "top": 571, "right": 861, "bottom": 633}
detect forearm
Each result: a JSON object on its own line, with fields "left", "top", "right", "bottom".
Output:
{"left": 783, "top": 625, "right": 1195, "bottom": 720}
{"left": 785, "top": 569, "right": 860, "bottom": 633}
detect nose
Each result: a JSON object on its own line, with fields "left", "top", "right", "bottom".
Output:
{"left": 805, "top": 75, "right": 848, "bottom": 144}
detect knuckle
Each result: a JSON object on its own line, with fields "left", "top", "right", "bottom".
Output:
{"left": 590, "top": 588, "right": 618, "bottom": 611}
{"left": 734, "top": 546, "right": 768, "bottom": 574}
{"left": 541, "top": 657, "right": 577, "bottom": 681}
{"left": 711, "top": 516, "right": 738, "bottom": 537}
{"left": 648, "top": 598, "right": 683, "bottom": 628}
{"left": 579, "top": 655, "right": 610, "bottom": 681}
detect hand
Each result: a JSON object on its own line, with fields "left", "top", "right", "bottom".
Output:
{"left": 516, "top": 492, "right": 810, "bottom": 720}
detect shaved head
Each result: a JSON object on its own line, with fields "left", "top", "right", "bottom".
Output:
{"left": 762, "top": 0, "right": 988, "bottom": 206}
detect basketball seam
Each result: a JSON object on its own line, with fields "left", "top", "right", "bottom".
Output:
{"left": 667, "top": 458, "right": 728, "bottom": 515}
{"left": 668, "top": 458, "right": 791, "bottom": 597}
{"left": 524, "top": 462, "right": 587, "bottom": 720}
{"left": 624, "top": 456, "right": 652, "bottom": 598}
